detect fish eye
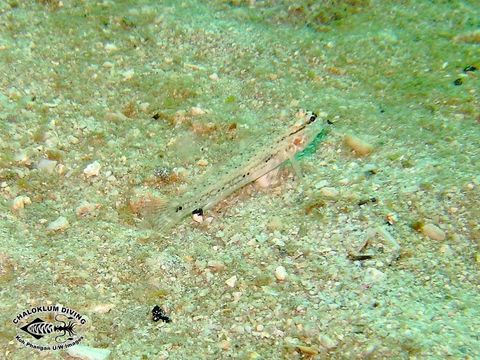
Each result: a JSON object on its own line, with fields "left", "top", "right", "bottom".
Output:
{"left": 192, "top": 208, "right": 203, "bottom": 216}
{"left": 307, "top": 112, "right": 317, "bottom": 124}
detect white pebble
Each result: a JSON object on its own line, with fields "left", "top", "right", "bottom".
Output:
{"left": 364, "top": 267, "right": 385, "bottom": 284}
{"left": 318, "top": 334, "right": 338, "bottom": 350}
{"left": 84, "top": 161, "right": 101, "bottom": 178}
{"left": 232, "top": 291, "right": 242, "bottom": 302}
{"left": 104, "top": 112, "right": 127, "bottom": 122}
{"left": 209, "top": 73, "right": 219, "bottom": 81}
{"left": 207, "top": 261, "right": 225, "bottom": 272}
{"left": 90, "top": 303, "right": 114, "bottom": 314}
{"left": 104, "top": 42, "right": 118, "bottom": 52}
{"left": 344, "top": 134, "right": 373, "bottom": 156}
{"left": 56, "top": 163, "right": 66, "bottom": 175}
{"left": 47, "top": 216, "right": 69, "bottom": 232}
{"left": 12, "top": 195, "right": 31, "bottom": 211}
{"left": 139, "top": 102, "right": 150, "bottom": 112}
{"left": 67, "top": 344, "right": 111, "bottom": 360}
{"left": 320, "top": 187, "right": 339, "bottom": 198}
{"left": 37, "top": 158, "right": 57, "bottom": 174}
{"left": 275, "top": 266, "right": 287, "bottom": 281}
{"left": 197, "top": 159, "right": 208, "bottom": 167}
{"left": 68, "top": 135, "right": 80, "bottom": 144}
{"left": 422, "top": 223, "right": 446, "bottom": 241}
{"left": 190, "top": 106, "right": 206, "bottom": 116}
{"left": 121, "top": 69, "right": 134, "bottom": 80}
{"left": 314, "top": 180, "right": 328, "bottom": 189}
{"left": 225, "top": 275, "right": 237, "bottom": 288}
{"left": 14, "top": 151, "right": 29, "bottom": 164}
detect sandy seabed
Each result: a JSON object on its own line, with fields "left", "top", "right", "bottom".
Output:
{"left": 0, "top": 1, "right": 479, "bottom": 359}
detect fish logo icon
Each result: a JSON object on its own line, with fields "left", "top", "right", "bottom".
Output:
{"left": 13, "top": 305, "right": 87, "bottom": 351}
{"left": 20, "top": 314, "right": 77, "bottom": 343}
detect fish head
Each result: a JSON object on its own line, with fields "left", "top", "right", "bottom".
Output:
{"left": 288, "top": 110, "right": 323, "bottom": 152}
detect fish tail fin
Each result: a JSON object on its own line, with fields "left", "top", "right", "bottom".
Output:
{"left": 142, "top": 195, "right": 183, "bottom": 233}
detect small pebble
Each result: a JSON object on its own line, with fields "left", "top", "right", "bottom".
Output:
{"left": 296, "top": 345, "right": 319, "bottom": 356}
{"left": 68, "top": 135, "right": 80, "bottom": 144}
{"left": 225, "top": 275, "right": 237, "bottom": 288}
{"left": 344, "top": 134, "right": 374, "bottom": 156}
{"left": 232, "top": 291, "right": 242, "bottom": 302}
{"left": 67, "top": 344, "right": 111, "bottom": 360}
{"left": 104, "top": 112, "right": 127, "bottom": 122}
{"left": 448, "top": 207, "right": 458, "bottom": 214}
{"left": 247, "top": 352, "right": 261, "bottom": 359}
{"left": 139, "top": 102, "right": 150, "bottom": 112}
{"left": 121, "top": 69, "right": 135, "bottom": 80}
{"left": 320, "top": 187, "right": 339, "bottom": 198}
{"left": 197, "top": 159, "right": 208, "bottom": 167}
{"left": 219, "top": 340, "right": 230, "bottom": 350}
{"left": 422, "top": 223, "right": 446, "bottom": 241}
{"left": 104, "top": 43, "right": 118, "bottom": 52}
{"left": 56, "top": 163, "right": 66, "bottom": 175}
{"left": 209, "top": 73, "right": 219, "bottom": 81}
{"left": 364, "top": 267, "right": 385, "bottom": 284}
{"left": 190, "top": 106, "right": 206, "bottom": 116}
{"left": 14, "top": 152, "right": 29, "bottom": 164}
{"left": 314, "top": 180, "right": 329, "bottom": 189}
{"left": 90, "top": 304, "right": 115, "bottom": 314}
{"left": 37, "top": 158, "right": 57, "bottom": 174}
{"left": 205, "top": 216, "right": 213, "bottom": 224}
{"left": 75, "top": 201, "right": 97, "bottom": 217}
{"left": 47, "top": 216, "right": 69, "bottom": 232}
{"left": 274, "top": 265, "right": 287, "bottom": 281}
{"left": 318, "top": 334, "right": 338, "bottom": 350}
{"left": 11, "top": 195, "right": 31, "bottom": 211}
{"left": 207, "top": 261, "right": 225, "bottom": 272}
{"left": 84, "top": 161, "right": 101, "bottom": 178}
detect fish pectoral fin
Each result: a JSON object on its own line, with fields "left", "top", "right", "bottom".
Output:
{"left": 143, "top": 194, "right": 168, "bottom": 212}
{"left": 289, "top": 156, "right": 304, "bottom": 180}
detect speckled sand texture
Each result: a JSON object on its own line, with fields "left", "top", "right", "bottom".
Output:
{"left": 0, "top": 0, "right": 479, "bottom": 359}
